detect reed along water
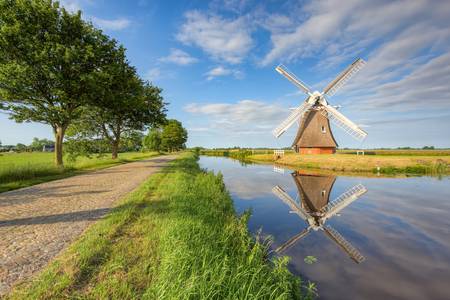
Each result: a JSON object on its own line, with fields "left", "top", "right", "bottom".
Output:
{"left": 199, "top": 156, "right": 450, "bottom": 300}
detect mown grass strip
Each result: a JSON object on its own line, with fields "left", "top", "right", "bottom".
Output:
{"left": 8, "top": 153, "right": 313, "bottom": 300}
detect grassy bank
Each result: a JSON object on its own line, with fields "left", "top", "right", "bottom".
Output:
{"left": 248, "top": 153, "right": 449, "bottom": 175}
{"left": 201, "top": 148, "right": 450, "bottom": 157}
{"left": 0, "top": 152, "right": 159, "bottom": 193}
{"left": 8, "top": 153, "right": 312, "bottom": 300}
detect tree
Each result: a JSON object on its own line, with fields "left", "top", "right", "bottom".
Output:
{"left": 16, "top": 143, "right": 27, "bottom": 152}
{"left": 94, "top": 60, "right": 167, "bottom": 159}
{"left": 30, "top": 137, "right": 54, "bottom": 151}
{"left": 68, "top": 64, "right": 167, "bottom": 159}
{"left": 143, "top": 129, "right": 162, "bottom": 152}
{"left": 120, "top": 130, "right": 144, "bottom": 152}
{"left": 0, "top": 0, "right": 117, "bottom": 166}
{"left": 160, "top": 120, "right": 187, "bottom": 152}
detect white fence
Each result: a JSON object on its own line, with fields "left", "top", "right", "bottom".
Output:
{"left": 273, "top": 149, "right": 285, "bottom": 159}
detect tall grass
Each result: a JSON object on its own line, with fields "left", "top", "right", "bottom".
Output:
{"left": 0, "top": 152, "right": 158, "bottom": 192}
{"left": 8, "top": 153, "right": 314, "bottom": 300}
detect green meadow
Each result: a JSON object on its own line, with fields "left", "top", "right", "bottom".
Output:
{"left": 0, "top": 152, "right": 159, "bottom": 193}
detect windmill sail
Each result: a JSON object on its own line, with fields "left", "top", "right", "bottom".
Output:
{"left": 321, "top": 105, "right": 367, "bottom": 140}
{"left": 273, "top": 100, "right": 313, "bottom": 138}
{"left": 276, "top": 228, "right": 310, "bottom": 253}
{"left": 323, "top": 58, "right": 366, "bottom": 96}
{"left": 272, "top": 186, "right": 310, "bottom": 221}
{"left": 275, "top": 65, "right": 312, "bottom": 95}
{"left": 323, "top": 225, "right": 365, "bottom": 263}
{"left": 320, "top": 184, "right": 367, "bottom": 219}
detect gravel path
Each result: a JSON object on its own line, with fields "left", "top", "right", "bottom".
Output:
{"left": 0, "top": 155, "right": 177, "bottom": 295}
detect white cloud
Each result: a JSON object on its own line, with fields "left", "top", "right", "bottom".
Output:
{"left": 176, "top": 10, "right": 253, "bottom": 64}
{"left": 204, "top": 66, "right": 243, "bottom": 80}
{"left": 184, "top": 100, "right": 286, "bottom": 135}
{"left": 143, "top": 67, "right": 176, "bottom": 82}
{"left": 59, "top": 0, "right": 84, "bottom": 13}
{"left": 90, "top": 16, "right": 131, "bottom": 30}
{"left": 143, "top": 68, "right": 161, "bottom": 82}
{"left": 258, "top": 13, "right": 293, "bottom": 35}
{"left": 255, "top": 0, "right": 450, "bottom": 117}
{"left": 159, "top": 48, "right": 198, "bottom": 65}
{"left": 261, "top": 0, "right": 450, "bottom": 66}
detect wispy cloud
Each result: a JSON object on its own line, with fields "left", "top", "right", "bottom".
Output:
{"left": 59, "top": 0, "right": 85, "bottom": 13}
{"left": 204, "top": 66, "right": 243, "bottom": 80}
{"left": 256, "top": 0, "right": 450, "bottom": 116}
{"left": 260, "top": 0, "right": 443, "bottom": 66}
{"left": 159, "top": 48, "right": 198, "bottom": 66}
{"left": 90, "top": 16, "right": 131, "bottom": 30}
{"left": 184, "top": 100, "right": 285, "bottom": 135}
{"left": 60, "top": 1, "right": 132, "bottom": 31}
{"left": 176, "top": 10, "right": 253, "bottom": 64}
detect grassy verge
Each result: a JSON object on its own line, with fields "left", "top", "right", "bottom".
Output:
{"left": 8, "top": 153, "right": 313, "bottom": 300}
{"left": 247, "top": 153, "right": 449, "bottom": 175}
{"left": 0, "top": 152, "right": 159, "bottom": 193}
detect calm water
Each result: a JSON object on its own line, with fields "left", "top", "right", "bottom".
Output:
{"left": 199, "top": 156, "right": 450, "bottom": 300}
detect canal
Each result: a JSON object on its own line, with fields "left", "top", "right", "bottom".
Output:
{"left": 199, "top": 156, "right": 450, "bottom": 300}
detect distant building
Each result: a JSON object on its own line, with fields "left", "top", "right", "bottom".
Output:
{"left": 42, "top": 144, "right": 55, "bottom": 152}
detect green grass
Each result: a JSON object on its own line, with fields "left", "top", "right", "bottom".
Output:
{"left": 200, "top": 150, "right": 450, "bottom": 176}
{"left": 8, "top": 153, "right": 314, "bottom": 300}
{"left": 0, "top": 152, "right": 159, "bottom": 193}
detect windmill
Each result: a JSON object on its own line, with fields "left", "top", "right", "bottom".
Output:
{"left": 273, "top": 58, "right": 367, "bottom": 154}
{"left": 272, "top": 171, "right": 367, "bottom": 263}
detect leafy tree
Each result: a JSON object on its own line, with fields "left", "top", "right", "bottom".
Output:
{"left": 64, "top": 120, "right": 110, "bottom": 161}
{"left": 68, "top": 66, "right": 167, "bottom": 159}
{"left": 16, "top": 143, "right": 27, "bottom": 152}
{"left": 94, "top": 62, "right": 166, "bottom": 159}
{"left": 30, "top": 137, "right": 54, "bottom": 151}
{"left": 0, "top": 0, "right": 117, "bottom": 166}
{"left": 143, "top": 129, "right": 162, "bottom": 152}
{"left": 160, "top": 120, "right": 187, "bottom": 152}
{"left": 120, "top": 130, "right": 144, "bottom": 152}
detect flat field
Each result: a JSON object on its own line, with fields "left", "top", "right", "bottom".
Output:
{"left": 248, "top": 153, "right": 450, "bottom": 175}
{"left": 0, "top": 152, "right": 159, "bottom": 193}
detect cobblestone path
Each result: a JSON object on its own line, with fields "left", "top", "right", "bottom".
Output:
{"left": 0, "top": 155, "right": 176, "bottom": 295}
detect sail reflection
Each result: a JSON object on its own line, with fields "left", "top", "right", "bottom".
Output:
{"left": 272, "top": 171, "right": 367, "bottom": 263}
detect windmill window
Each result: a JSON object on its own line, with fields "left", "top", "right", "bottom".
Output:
{"left": 321, "top": 126, "right": 326, "bottom": 133}
{"left": 321, "top": 190, "right": 326, "bottom": 197}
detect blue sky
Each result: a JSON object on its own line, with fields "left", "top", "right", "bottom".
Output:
{"left": 1, "top": 0, "right": 450, "bottom": 148}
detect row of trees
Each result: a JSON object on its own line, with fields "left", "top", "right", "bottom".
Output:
{"left": 143, "top": 120, "right": 188, "bottom": 152}
{"left": 0, "top": 0, "right": 175, "bottom": 166}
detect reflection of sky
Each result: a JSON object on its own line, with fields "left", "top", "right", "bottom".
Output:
{"left": 199, "top": 156, "right": 450, "bottom": 300}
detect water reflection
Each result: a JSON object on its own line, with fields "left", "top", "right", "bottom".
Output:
{"left": 272, "top": 171, "right": 367, "bottom": 263}
{"left": 198, "top": 156, "right": 450, "bottom": 300}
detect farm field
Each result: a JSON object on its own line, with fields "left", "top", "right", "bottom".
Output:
{"left": 200, "top": 149, "right": 450, "bottom": 175}
{"left": 0, "top": 152, "right": 159, "bottom": 193}
{"left": 248, "top": 153, "right": 450, "bottom": 175}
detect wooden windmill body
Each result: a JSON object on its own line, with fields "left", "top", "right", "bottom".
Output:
{"left": 292, "top": 109, "right": 338, "bottom": 154}
{"left": 272, "top": 58, "right": 368, "bottom": 154}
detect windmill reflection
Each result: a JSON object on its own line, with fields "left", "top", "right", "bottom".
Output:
{"left": 272, "top": 171, "right": 367, "bottom": 263}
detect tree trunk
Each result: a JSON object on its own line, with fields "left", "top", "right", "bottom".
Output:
{"left": 111, "top": 139, "right": 119, "bottom": 159}
{"left": 54, "top": 125, "right": 66, "bottom": 167}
